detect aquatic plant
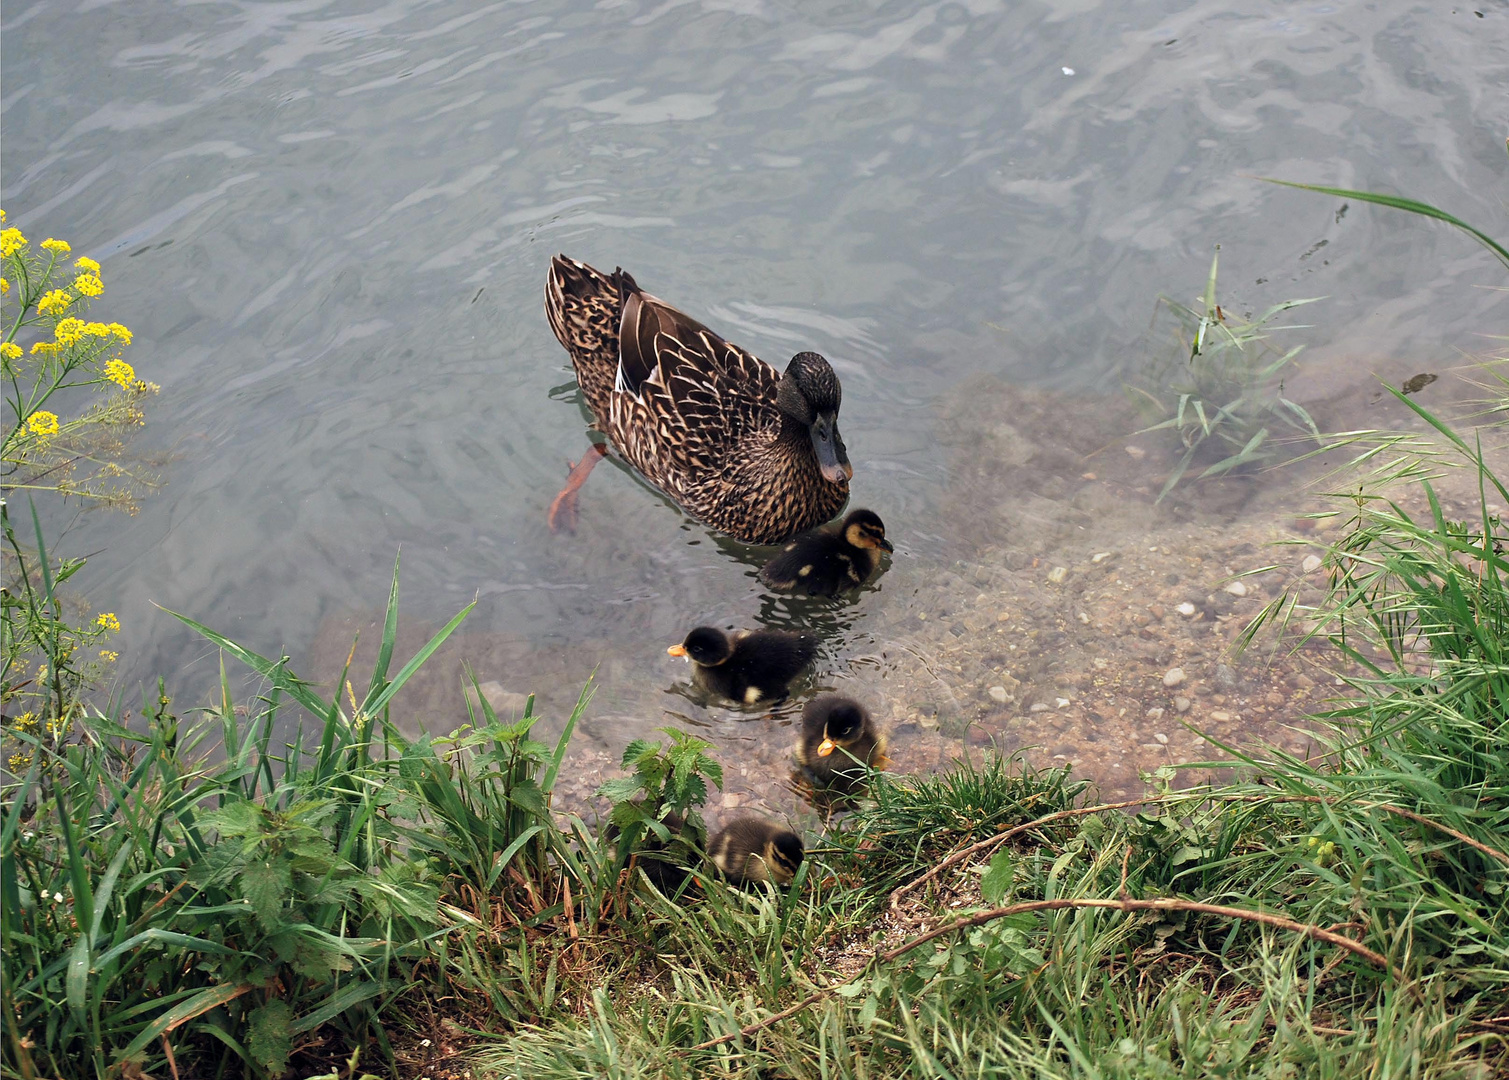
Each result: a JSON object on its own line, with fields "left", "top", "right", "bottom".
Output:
{"left": 1131, "top": 251, "right": 1323, "bottom": 502}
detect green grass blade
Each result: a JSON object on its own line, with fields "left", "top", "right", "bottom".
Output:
{"left": 366, "top": 600, "right": 476, "bottom": 715}
{"left": 543, "top": 673, "right": 595, "bottom": 795}
{"left": 159, "top": 605, "right": 331, "bottom": 718}
{"left": 1262, "top": 178, "right": 1509, "bottom": 269}
{"left": 365, "top": 549, "right": 403, "bottom": 707}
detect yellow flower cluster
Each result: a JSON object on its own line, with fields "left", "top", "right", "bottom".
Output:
{"left": 109, "top": 322, "right": 132, "bottom": 344}
{"left": 0, "top": 342, "right": 20, "bottom": 361}
{"left": 104, "top": 358, "right": 135, "bottom": 388}
{"left": 11, "top": 712, "right": 37, "bottom": 732}
{"left": 1, "top": 278, "right": 9, "bottom": 294}
{"left": 37, "top": 289, "right": 72, "bottom": 316}
{"left": 8, "top": 752, "right": 33, "bottom": 772}
{"left": 99, "top": 649, "right": 119, "bottom": 663}
{"left": 74, "top": 273, "right": 103, "bottom": 298}
{"left": 30, "top": 341, "right": 58, "bottom": 356}
{"left": 41, "top": 238, "right": 71, "bottom": 255}
{"left": 26, "top": 410, "right": 60, "bottom": 437}
{"left": 0, "top": 227, "right": 26, "bottom": 258}
{"left": 54, "top": 318, "right": 84, "bottom": 346}
{"left": 97, "top": 612, "right": 121, "bottom": 633}
{"left": 76, "top": 256, "right": 100, "bottom": 273}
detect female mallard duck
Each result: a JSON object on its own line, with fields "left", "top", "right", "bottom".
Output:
{"left": 796, "top": 695, "right": 888, "bottom": 795}
{"left": 761, "top": 508, "right": 893, "bottom": 596}
{"left": 668, "top": 626, "right": 817, "bottom": 705}
{"left": 544, "top": 256, "right": 852, "bottom": 544}
{"left": 708, "top": 817, "right": 805, "bottom": 886}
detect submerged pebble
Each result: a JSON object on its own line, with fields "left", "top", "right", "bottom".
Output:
{"left": 1173, "top": 696, "right": 1191, "bottom": 713}
{"left": 1162, "top": 667, "right": 1186, "bottom": 688}
{"left": 988, "top": 685, "right": 1010, "bottom": 703}
{"left": 1047, "top": 566, "right": 1068, "bottom": 584}
{"left": 1302, "top": 554, "right": 1323, "bottom": 573}
{"left": 1223, "top": 580, "right": 1248, "bottom": 597}
{"left": 1176, "top": 602, "right": 1197, "bottom": 617}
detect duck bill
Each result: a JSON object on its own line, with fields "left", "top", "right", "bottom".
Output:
{"left": 878, "top": 537, "right": 895, "bottom": 553}
{"left": 817, "top": 738, "right": 837, "bottom": 757}
{"left": 810, "top": 414, "right": 852, "bottom": 484}
{"left": 667, "top": 644, "right": 688, "bottom": 657}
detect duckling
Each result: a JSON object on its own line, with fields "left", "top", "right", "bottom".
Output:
{"left": 707, "top": 817, "right": 805, "bottom": 886}
{"left": 667, "top": 626, "right": 817, "bottom": 705}
{"left": 795, "top": 695, "right": 888, "bottom": 795}
{"left": 760, "top": 509, "right": 894, "bottom": 597}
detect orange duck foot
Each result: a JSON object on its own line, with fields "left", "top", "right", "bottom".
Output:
{"left": 548, "top": 442, "right": 608, "bottom": 534}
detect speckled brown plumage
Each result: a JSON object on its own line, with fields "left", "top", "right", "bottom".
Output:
{"left": 544, "top": 255, "right": 851, "bottom": 544}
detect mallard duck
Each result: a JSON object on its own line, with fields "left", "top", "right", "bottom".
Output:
{"left": 761, "top": 508, "right": 893, "bottom": 596}
{"left": 708, "top": 817, "right": 805, "bottom": 885}
{"left": 796, "top": 695, "right": 888, "bottom": 794}
{"left": 668, "top": 626, "right": 817, "bottom": 705}
{"left": 544, "top": 256, "right": 852, "bottom": 544}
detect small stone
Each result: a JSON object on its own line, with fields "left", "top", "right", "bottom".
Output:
{"left": 1091, "top": 552, "right": 1112, "bottom": 563}
{"left": 1047, "top": 566, "right": 1069, "bottom": 584}
{"left": 1176, "top": 602, "right": 1197, "bottom": 617}
{"left": 1302, "top": 554, "right": 1323, "bottom": 573}
{"left": 1146, "top": 707, "right": 1165, "bottom": 720}
{"left": 722, "top": 792, "right": 743, "bottom": 809}
{"left": 988, "top": 685, "right": 1010, "bottom": 704}
{"left": 1125, "top": 445, "right": 1147, "bottom": 460}
{"left": 1162, "top": 667, "right": 1186, "bottom": 688}
{"left": 1147, "top": 604, "right": 1166, "bottom": 619}
{"left": 1077, "top": 612, "right": 1091, "bottom": 624}
{"left": 1153, "top": 732, "right": 1169, "bottom": 745}
{"left": 1209, "top": 710, "right": 1234, "bottom": 722}
{"left": 1173, "top": 696, "right": 1191, "bottom": 713}
{"left": 1265, "top": 691, "right": 1284, "bottom": 707}
{"left": 1030, "top": 703, "right": 1051, "bottom": 713}
{"left": 1054, "top": 697, "right": 1071, "bottom": 708}
{"left": 997, "top": 612, "right": 1012, "bottom": 622}
{"left": 1223, "top": 581, "right": 1248, "bottom": 597}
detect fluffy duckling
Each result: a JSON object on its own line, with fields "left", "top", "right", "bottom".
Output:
{"left": 667, "top": 626, "right": 817, "bottom": 705}
{"left": 760, "top": 509, "right": 893, "bottom": 597}
{"left": 795, "top": 695, "right": 888, "bottom": 795}
{"left": 708, "top": 817, "right": 805, "bottom": 886}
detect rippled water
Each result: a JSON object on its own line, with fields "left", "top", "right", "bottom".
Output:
{"left": 4, "top": 0, "right": 1505, "bottom": 806}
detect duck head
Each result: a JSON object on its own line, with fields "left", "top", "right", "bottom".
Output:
{"left": 776, "top": 352, "right": 851, "bottom": 485}
{"left": 842, "top": 509, "right": 894, "bottom": 553}
{"left": 816, "top": 698, "right": 869, "bottom": 757}
{"left": 668, "top": 626, "right": 733, "bottom": 666}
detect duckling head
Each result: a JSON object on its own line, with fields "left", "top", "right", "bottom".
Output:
{"left": 777, "top": 352, "right": 851, "bottom": 485}
{"left": 766, "top": 831, "right": 805, "bottom": 882}
{"left": 668, "top": 626, "right": 733, "bottom": 666}
{"left": 815, "top": 698, "right": 869, "bottom": 757}
{"left": 842, "top": 509, "right": 894, "bottom": 553}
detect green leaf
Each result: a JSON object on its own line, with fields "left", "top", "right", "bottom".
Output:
{"left": 981, "top": 849, "right": 1015, "bottom": 905}
{"left": 241, "top": 860, "right": 292, "bottom": 929}
{"left": 248, "top": 1000, "right": 295, "bottom": 1074}
{"left": 595, "top": 777, "right": 643, "bottom": 804}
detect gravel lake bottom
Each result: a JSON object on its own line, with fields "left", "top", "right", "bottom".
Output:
{"left": 306, "top": 371, "right": 1502, "bottom": 839}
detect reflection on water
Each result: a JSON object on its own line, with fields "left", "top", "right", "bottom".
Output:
{"left": 3, "top": 0, "right": 1504, "bottom": 820}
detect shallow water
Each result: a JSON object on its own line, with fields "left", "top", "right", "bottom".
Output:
{"left": 3, "top": 0, "right": 1505, "bottom": 817}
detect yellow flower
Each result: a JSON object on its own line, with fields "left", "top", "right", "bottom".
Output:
{"left": 46, "top": 715, "right": 70, "bottom": 738}
{"left": 107, "top": 323, "right": 132, "bottom": 345}
{"left": 26, "top": 411, "right": 60, "bottom": 437}
{"left": 99, "top": 650, "right": 119, "bottom": 663}
{"left": 84, "top": 322, "right": 112, "bottom": 338}
{"left": 97, "top": 612, "right": 121, "bottom": 634}
{"left": 135, "top": 379, "right": 161, "bottom": 394}
{"left": 104, "top": 358, "right": 135, "bottom": 388}
{"left": 0, "top": 342, "right": 20, "bottom": 361}
{"left": 0, "top": 227, "right": 27, "bottom": 257}
{"left": 0, "top": 278, "right": 9, "bottom": 294}
{"left": 1, "top": 209, "right": 6, "bottom": 222}
{"left": 37, "top": 289, "right": 72, "bottom": 316}
{"left": 54, "top": 318, "right": 84, "bottom": 346}
{"left": 11, "top": 712, "right": 37, "bottom": 732}
{"left": 73, "top": 273, "right": 103, "bottom": 298}
{"left": 30, "top": 341, "right": 59, "bottom": 356}
{"left": 41, "top": 238, "right": 71, "bottom": 255}
{"left": 8, "top": 752, "right": 33, "bottom": 773}
{"left": 75, "top": 256, "right": 100, "bottom": 273}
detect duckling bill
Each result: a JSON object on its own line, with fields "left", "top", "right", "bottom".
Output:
{"left": 708, "top": 817, "right": 805, "bottom": 885}
{"left": 761, "top": 508, "right": 893, "bottom": 597}
{"left": 668, "top": 626, "right": 817, "bottom": 704}
{"left": 796, "top": 695, "right": 888, "bottom": 795}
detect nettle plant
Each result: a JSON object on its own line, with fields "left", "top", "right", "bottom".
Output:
{"left": 596, "top": 729, "right": 723, "bottom": 888}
